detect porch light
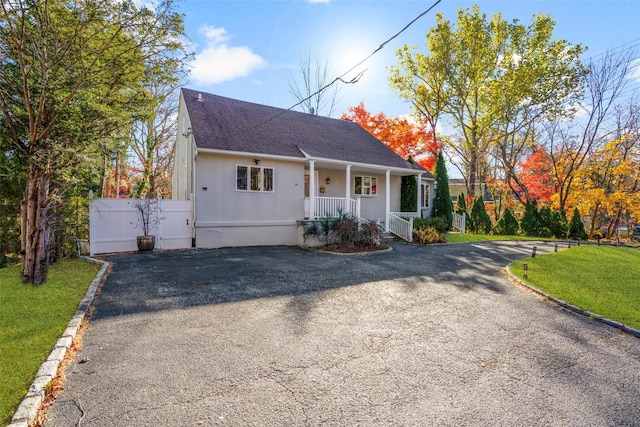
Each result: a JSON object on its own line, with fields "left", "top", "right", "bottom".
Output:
{"left": 326, "top": 177, "right": 331, "bottom": 185}
{"left": 254, "top": 158, "right": 260, "bottom": 165}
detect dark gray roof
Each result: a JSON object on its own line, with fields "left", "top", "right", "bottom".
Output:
{"left": 182, "top": 88, "right": 424, "bottom": 172}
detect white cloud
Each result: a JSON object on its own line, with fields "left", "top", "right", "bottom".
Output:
{"left": 190, "top": 25, "right": 266, "bottom": 85}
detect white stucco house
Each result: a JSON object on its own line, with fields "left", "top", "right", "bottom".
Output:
{"left": 172, "top": 88, "right": 435, "bottom": 248}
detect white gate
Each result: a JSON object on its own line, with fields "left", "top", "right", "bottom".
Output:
{"left": 89, "top": 193, "right": 193, "bottom": 255}
{"left": 453, "top": 212, "right": 466, "bottom": 234}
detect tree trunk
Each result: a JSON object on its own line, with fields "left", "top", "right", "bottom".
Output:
{"left": 21, "top": 166, "right": 51, "bottom": 284}
{"left": 467, "top": 150, "right": 478, "bottom": 199}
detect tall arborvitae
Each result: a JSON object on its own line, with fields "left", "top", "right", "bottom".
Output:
{"left": 568, "top": 207, "right": 588, "bottom": 239}
{"left": 401, "top": 175, "right": 418, "bottom": 212}
{"left": 456, "top": 192, "right": 467, "bottom": 215}
{"left": 432, "top": 151, "right": 453, "bottom": 228}
{"left": 469, "top": 195, "right": 492, "bottom": 234}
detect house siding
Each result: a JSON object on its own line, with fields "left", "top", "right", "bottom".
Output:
{"left": 312, "top": 169, "right": 403, "bottom": 221}
{"left": 172, "top": 92, "right": 195, "bottom": 201}
{"left": 194, "top": 152, "right": 304, "bottom": 248}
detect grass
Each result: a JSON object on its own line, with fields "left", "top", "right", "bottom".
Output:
{"left": 0, "top": 259, "right": 101, "bottom": 425}
{"left": 444, "top": 232, "right": 545, "bottom": 243}
{"left": 511, "top": 245, "right": 640, "bottom": 330}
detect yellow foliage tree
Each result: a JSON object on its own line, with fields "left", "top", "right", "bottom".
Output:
{"left": 572, "top": 136, "right": 640, "bottom": 238}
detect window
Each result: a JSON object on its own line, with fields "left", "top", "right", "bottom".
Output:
{"left": 354, "top": 175, "right": 377, "bottom": 196}
{"left": 421, "top": 183, "right": 430, "bottom": 208}
{"left": 237, "top": 166, "right": 248, "bottom": 190}
{"left": 237, "top": 165, "right": 274, "bottom": 192}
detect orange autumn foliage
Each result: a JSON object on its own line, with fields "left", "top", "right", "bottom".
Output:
{"left": 341, "top": 102, "right": 441, "bottom": 172}
{"left": 516, "top": 146, "right": 557, "bottom": 203}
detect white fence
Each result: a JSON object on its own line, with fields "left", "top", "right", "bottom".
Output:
{"left": 89, "top": 194, "right": 193, "bottom": 255}
{"left": 453, "top": 212, "right": 466, "bottom": 233}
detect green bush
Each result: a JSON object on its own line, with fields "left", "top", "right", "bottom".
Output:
{"left": 413, "top": 217, "right": 447, "bottom": 234}
{"left": 303, "top": 216, "right": 337, "bottom": 245}
{"left": 568, "top": 207, "right": 588, "bottom": 240}
{"left": 550, "top": 210, "right": 568, "bottom": 239}
{"left": 432, "top": 151, "right": 453, "bottom": 229}
{"left": 413, "top": 226, "right": 444, "bottom": 244}
{"left": 493, "top": 207, "right": 519, "bottom": 235}
{"left": 456, "top": 192, "right": 467, "bottom": 215}
{"left": 303, "top": 214, "right": 382, "bottom": 247}
{"left": 520, "top": 200, "right": 540, "bottom": 236}
{"left": 469, "top": 195, "right": 492, "bottom": 234}
{"left": 401, "top": 175, "right": 418, "bottom": 212}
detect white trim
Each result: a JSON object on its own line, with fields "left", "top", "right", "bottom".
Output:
{"left": 353, "top": 175, "right": 378, "bottom": 196}
{"left": 308, "top": 155, "right": 422, "bottom": 174}
{"left": 235, "top": 164, "right": 275, "bottom": 192}
{"left": 196, "top": 220, "right": 297, "bottom": 227}
{"left": 309, "top": 160, "right": 316, "bottom": 219}
{"left": 385, "top": 170, "right": 391, "bottom": 232}
{"left": 345, "top": 165, "right": 351, "bottom": 213}
{"left": 416, "top": 172, "right": 422, "bottom": 215}
{"left": 197, "top": 147, "right": 308, "bottom": 163}
{"left": 194, "top": 147, "right": 423, "bottom": 175}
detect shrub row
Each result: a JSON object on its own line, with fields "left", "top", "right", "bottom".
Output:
{"left": 303, "top": 212, "right": 383, "bottom": 247}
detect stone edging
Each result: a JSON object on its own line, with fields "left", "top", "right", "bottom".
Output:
{"left": 8, "top": 257, "right": 110, "bottom": 427}
{"left": 314, "top": 245, "right": 393, "bottom": 256}
{"left": 505, "top": 265, "right": 640, "bottom": 339}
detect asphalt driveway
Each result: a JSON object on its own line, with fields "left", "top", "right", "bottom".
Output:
{"left": 46, "top": 241, "right": 640, "bottom": 426}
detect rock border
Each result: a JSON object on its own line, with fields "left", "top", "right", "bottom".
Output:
{"left": 314, "top": 245, "right": 393, "bottom": 256}
{"left": 505, "top": 265, "right": 640, "bottom": 339}
{"left": 8, "top": 257, "right": 109, "bottom": 427}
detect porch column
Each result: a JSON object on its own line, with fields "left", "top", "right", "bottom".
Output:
{"left": 428, "top": 181, "right": 435, "bottom": 217}
{"left": 385, "top": 170, "right": 391, "bottom": 232}
{"left": 309, "top": 160, "right": 316, "bottom": 219}
{"left": 416, "top": 173, "right": 422, "bottom": 216}
{"left": 345, "top": 164, "right": 351, "bottom": 214}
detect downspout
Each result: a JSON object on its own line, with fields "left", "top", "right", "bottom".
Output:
{"left": 191, "top": 136, "right": 197, "bottom": 247}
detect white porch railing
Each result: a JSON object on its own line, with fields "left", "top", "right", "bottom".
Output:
{"left": 387, "top": 212, "right": 413, "bottom": 242}
{"left": 453, "top": 212, "right": 466, "bottom": 233}
{"left": 314, "top": 196, "right": 360, "bottom": 219}
{"left": 390, "top": 211, "right": 420, "bottom": 218}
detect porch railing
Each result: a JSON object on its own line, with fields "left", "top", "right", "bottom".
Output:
{"left": 387, "top": 212, "right": 413, "bottom": 242}
{"left": 453, "top": 212, "right": 466, "bottom": 233}
{"left": 314, "top": 196, "right": 360, "bottom": 219}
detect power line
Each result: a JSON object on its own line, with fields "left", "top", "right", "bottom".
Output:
{"left": 585, "top": 37, "right": 640, "bottom": 62}
{"left": 230, "top": 0, "right": 443, "bottom": 138}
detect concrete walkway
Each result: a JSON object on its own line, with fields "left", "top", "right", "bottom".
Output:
{"left": 46, "top": 241, "right": 640, "bottom": 426}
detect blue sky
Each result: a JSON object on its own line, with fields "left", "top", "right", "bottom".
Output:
{"left": 178, "top": 0, "right": 640, "bottom": 119}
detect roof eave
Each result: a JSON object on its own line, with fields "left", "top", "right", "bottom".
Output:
{"left": 195, "top": 147, "right": 307, "bottom": 162}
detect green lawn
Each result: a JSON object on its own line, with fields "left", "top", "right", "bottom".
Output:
{"left": 0, "top": 259, "right": 101, "bottom": 425}
{"left": 511, "top": 246, "right": 640, "bottom": 330}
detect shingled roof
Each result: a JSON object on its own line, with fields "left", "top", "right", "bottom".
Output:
{"left": 182, "top": 88, "right": 425, "bottom": 172}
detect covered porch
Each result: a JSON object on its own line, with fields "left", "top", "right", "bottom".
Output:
{"left": 302, "top": 159, "right": 433, "bottom": 241}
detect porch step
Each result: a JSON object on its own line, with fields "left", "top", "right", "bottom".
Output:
{"left": 382, "top": 232, "right": 396, "bottom": 241}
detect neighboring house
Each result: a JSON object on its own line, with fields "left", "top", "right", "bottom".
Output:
{"left": 449, "top": 178, "right": 494, "bottom": 204}
{"left": 172, "top": 88, "right": 435, "bottom": 248}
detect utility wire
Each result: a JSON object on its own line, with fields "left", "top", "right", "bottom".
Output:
{"left": 230, "top": 0, "right": 443, "bottom": 138}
